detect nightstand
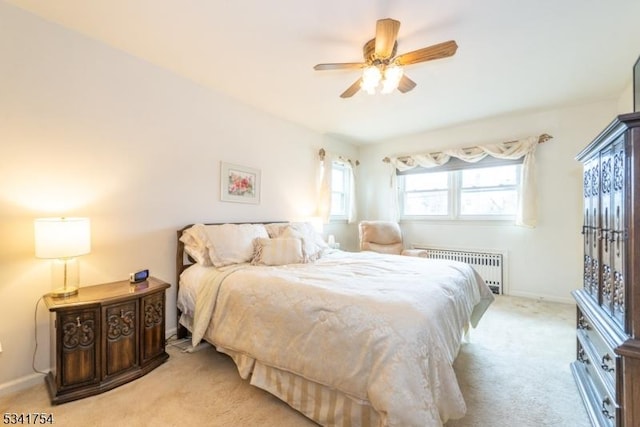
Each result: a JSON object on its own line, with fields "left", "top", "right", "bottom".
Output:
{"left": 43, "top": 277, "right": 170, "bottom": 404}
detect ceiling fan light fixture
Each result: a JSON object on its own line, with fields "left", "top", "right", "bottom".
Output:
{"left": 381, "top": 64, "right": 404, "bottom": 94}
{"left": 313, "top": 18, "right": 457, "bottom": 98}
{"left": 361, "top": 65, "right": 382, "bottom": 94}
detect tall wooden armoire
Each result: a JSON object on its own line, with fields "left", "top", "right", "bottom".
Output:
{"left": 571, "top": 112, "right": 640, "bottom": 426}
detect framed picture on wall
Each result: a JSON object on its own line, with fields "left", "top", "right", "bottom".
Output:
{"left": 635, "top": 55, "right": 640, "bottom": 112}
{"left": 220, "top": 162, "right": 261, "bottom": 204}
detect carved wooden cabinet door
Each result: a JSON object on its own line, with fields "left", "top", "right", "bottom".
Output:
{"left": 103, "top": 300, "right": 139, "bottom": 379}
{"left": 57, "top": 307, "right": 100, "bottom": 391}
{"left": 600, "top": 146, "right": 614, "bottom": 312}
{"left": 583, "top": 156, "right": 600, "bottom": 299}
{"left": 609, "top": 139, "right": 626, "bottom": 329}
{"left": 141, "top": 291, "right": 165, "bottom": 365}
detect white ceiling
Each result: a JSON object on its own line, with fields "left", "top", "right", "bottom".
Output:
{"left": 6, "top": 0, "right": 640, "bottom": 144}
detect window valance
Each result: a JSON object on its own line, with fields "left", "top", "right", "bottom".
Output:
{"left": 383, "top": 134, "right": 552, "bottom": 227}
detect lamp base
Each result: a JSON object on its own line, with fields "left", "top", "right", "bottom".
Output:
{"left": 51, "top": 286, "right": 78, "bottom": 298}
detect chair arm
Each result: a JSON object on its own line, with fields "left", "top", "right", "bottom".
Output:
{"left": 401, "top": 249, "right": 429, "bottom": 257}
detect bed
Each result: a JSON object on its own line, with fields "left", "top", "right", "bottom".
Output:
{"left": 175, "top": 221, "right": 495, "bottom": 427}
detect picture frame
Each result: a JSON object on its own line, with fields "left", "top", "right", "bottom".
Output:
{"left": 635, "top": 55, "right": 640, "bottom": 112}
{"left": 220, "top": 162, "right": 261, "bottom": 204}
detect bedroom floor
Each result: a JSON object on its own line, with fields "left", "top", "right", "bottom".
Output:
{"left": 0, "top": 295, "right": 589, "bottom": 427}
{"left": 447, "top": 295, "right": 590, "bottom": 427}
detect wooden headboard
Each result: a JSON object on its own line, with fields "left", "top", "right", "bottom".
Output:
{"left": 175, "top": 221, "right": 287, "bottom": 339}
{"left": 175, "top": 223, "right": 197, "bottom": 339}
{"left": 175, "top": 223, "right": 196, "bottom": 288}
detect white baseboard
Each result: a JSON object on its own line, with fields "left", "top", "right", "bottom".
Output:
{"left": 166, "top": 326, "right": 177, "bottom": 339}
{"left": 0, "top": 372, "right": 45, "bottom": 398}
{"left": 507, "top": 290, "right": 575, "bottom": 305}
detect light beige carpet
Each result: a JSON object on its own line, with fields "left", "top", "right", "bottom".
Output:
{"left": 0, "top": 295, "right": 590, "bottom": 426}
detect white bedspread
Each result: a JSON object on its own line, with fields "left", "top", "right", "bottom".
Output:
{"left": 185, "top": 250, "right": 494, "bottom": 426}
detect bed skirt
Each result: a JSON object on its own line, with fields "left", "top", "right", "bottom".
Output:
{"left": 180, "top": 314, "right": 381, "bottom": 427}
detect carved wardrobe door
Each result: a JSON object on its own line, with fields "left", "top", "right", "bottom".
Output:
{"left": 583, "top": 156, "right": 600, "bottom": 299}
{"left": 608, "top": 141, "right": 626, "bottom": 328}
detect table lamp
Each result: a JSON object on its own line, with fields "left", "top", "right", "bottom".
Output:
{"left": 35, "top": 217, "right": 91, "bottom": 297}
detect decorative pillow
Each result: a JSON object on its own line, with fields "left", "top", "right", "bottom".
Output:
{"left": 179, "top": 224, "right": 213, "bottom": 266}
{"left": 281, "top": 222, "right": 327, "bottom": 262}
{"left": 264, "top": 222, "right": 290, "bottom": 238}
{"left": 252, "top": 237, "right": 304, "bottom": 266}
{"left": 203, "top": 223, "right": 269, "bottom": 267}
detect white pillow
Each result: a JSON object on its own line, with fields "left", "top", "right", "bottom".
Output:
{"left": 179, "top": 224, "right": 213, "bottom": 266}
{"left": 252, "top": 237, "right": 304, "bottom": 266}
{"left": 281, "top": 222, "right": 327, "bottom": 262}
{"left": 203, "top": 223, "right": 269, "bottom": 267}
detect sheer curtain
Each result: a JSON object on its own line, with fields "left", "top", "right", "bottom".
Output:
{"left": 316, "top": 150, "right": 357, "bottom": 224}
{"left": 387, "top": 135, "right": 546, "bottom": 227}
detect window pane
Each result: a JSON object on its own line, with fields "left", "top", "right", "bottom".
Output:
{"left": 404, "top": 191, "right": 448, "bottom": 215}
{"left": 400, "top": 164, "right": 520, "bottom": 219}
{"left": 332, "top": 168, "right": 345, "bottom": 191}
{"left": 460, "top": 189, "right": 517, "bottom": 215}
{"left": 461, "top": 165, "right": 518, "bottom": 188}
{"left": 331, "top": 192, "right": 345, "bottom": 215}
{"left": 330, "top": 162, "right": 350, "bottom": 218}
{"left": 405, "top": 172, "right": 448, "bottom": 191}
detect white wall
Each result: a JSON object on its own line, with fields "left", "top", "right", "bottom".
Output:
{"left": 618, "top": 80, "right": 634, "bottom": 113}
{"left": 1, "top": 0, "right": 635, "bottom": 395}
{"left": 0, "top": 3, "right": 356, "bottom": 392}
{"left": 356, "top": 101, "right": 622, "bottom": 303}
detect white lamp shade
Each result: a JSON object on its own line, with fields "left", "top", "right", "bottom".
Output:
{"left": 35, "top": 217, "right": 91, "bottom": 259}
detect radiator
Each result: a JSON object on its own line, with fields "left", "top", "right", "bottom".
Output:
{"left": 413, "top": 246, "right": 505, "bottom": 294}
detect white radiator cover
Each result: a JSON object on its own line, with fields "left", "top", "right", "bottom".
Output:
{"left": 411, "top": 245, "right": 506, "bottom": 295}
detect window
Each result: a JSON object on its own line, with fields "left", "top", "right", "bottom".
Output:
{"left": 403, "top": 171, "right": 449, "bottom": 216}
{"left": 330, "top": 162, "right": 351, "bottom": 219}
{"left": 399, "top": 164, "right": 521, "bottom": 220}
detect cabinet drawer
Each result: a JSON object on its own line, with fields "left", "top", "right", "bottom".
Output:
{"left": 577, "top": 309, "right": 618, "bottom": 393}
{"left": 574, "top": 338, "right": 618, "bottom": 427}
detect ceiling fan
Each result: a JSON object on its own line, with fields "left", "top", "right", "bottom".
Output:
{"left": 314, "top": 18, "right": 457, "bottom": 98}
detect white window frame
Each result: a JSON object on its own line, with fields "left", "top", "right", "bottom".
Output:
{"left": 330, "top": 161, "right": 352, "bottom": 220}
{"left": 398, "top": 163, "right": 522, "bottom": 221}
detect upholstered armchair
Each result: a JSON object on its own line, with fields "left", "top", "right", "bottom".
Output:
{"left": 358, "top": 220, "right": 428, "bottom": 257}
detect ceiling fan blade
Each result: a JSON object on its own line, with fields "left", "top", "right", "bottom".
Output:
{"left": 340, "top": 79, "right": 362, "bottom": 98}
{"left": 375, "top": 18, "right": 401, "bottom": 59}
{"left": 397, "top": 75, "right": 417, "bottom": 93}
{"left": 395, "top": 40, "right": 458, "bottom": 66}
{"left": 314, "top": 62, "right": 365, "bottom": 71}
